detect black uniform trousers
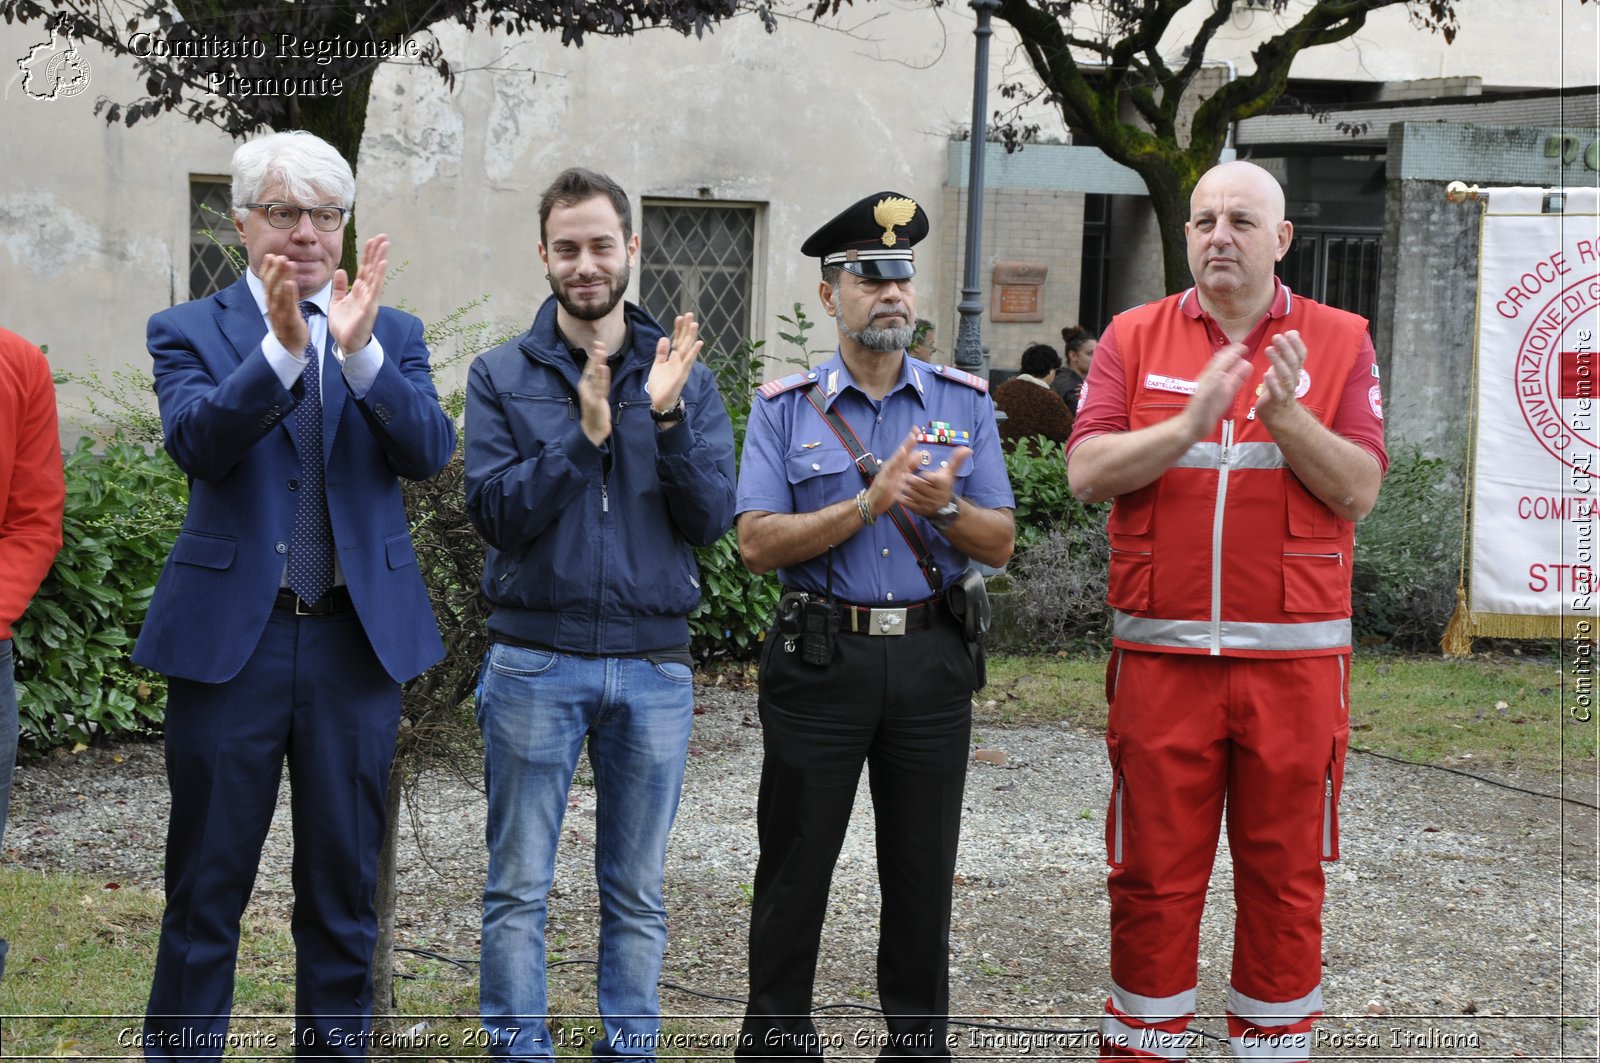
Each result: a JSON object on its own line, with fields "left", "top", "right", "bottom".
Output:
{"left": 738, "top": 604, "right": 975, "bottom": 1060}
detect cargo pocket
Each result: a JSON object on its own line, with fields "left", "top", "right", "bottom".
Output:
{"left": 1107, "top": 549, "right": 1154, "bottom": 611}
{"left": 1105, "top": 729, "right": 1127, "bottom": 868}
{"left": 1283, "top": 550, "right": 1348, "bottom": 614}
{"left": 1285, "top": 472, "right": 1342, "bottom": 538}
{"left": 1108, "top": 486, "right": 1156, "bottom": 612}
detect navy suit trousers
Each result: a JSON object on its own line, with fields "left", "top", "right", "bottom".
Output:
{"left": 144, "top": 606, "right": 400, "bottom": 1060}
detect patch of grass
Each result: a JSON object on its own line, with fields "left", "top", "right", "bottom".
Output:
{"left": 981, "top": 654, "right": 1108, "bottom": 729}
{"left": 981, "top": 652, "right": 1597, "bottom": 776}
{"left": 1350, "top": 654, "right": 1594, "bottom": 773}
{"left": 0, "top": 870, "right": 728, "bottom": 1057}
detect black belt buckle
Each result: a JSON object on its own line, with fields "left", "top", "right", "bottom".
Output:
{"left": 278, "top": 587, "right": 346, "bottom": 616}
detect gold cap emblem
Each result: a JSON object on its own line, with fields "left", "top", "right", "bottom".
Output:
{"left": 873, "top": 196, "right": 918, "bottom": 248}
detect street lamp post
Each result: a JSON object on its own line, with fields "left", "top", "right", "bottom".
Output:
{"left": 953, "top": 0, "right": 1001, "bottom": 376}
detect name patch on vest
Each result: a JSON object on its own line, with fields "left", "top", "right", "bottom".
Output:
{"left": 1144, "top": 372, "right": 1197, "bottom": 396}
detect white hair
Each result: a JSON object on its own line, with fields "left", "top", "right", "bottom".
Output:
{"left": 230, "top": 131, "right": 356, "bottom": 220}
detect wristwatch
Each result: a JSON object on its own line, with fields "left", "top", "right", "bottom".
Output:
{"left": 650, "top": 399, "right": 686, "bottom": 424}
{"left": 929, "top": 497, "right": 961, "bottom": 531}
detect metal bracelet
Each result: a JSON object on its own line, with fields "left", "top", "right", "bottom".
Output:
{"left": 856, "top": 488, "right": 876, "bottom": 526}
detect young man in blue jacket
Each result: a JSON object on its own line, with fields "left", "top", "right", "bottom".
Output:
{"left": 464, "top": 167, "right": 737, "bottom": 1061}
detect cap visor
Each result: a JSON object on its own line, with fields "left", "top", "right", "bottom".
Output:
{"left": 842, "top": 259, "right": 915, "bottom": 281}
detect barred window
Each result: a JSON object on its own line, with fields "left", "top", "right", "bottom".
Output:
{"left": 190, "top": 177, "right": 243, "bottom": 299}
{"left": 640, "top": 202, "right": 759, "bottom": 363}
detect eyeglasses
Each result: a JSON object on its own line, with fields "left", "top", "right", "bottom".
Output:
{"left": 242, "top": 203, "right": 350, "bottom": 232}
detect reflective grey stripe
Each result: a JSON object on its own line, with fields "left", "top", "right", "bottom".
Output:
{"left": 1210, "top": 421, "right": 1233, "bottom": 653}
{"left": 1113, "top": 612, "right": 1352, "bottom": 652}
{"left": 1113, "top": 774, "right": 1124, "bottom": 864}
{"left": 1322, "top": 769, "right": 1334, "bottom": 857}
{"left": 1227, "top": 984, "right": 1325, "bottom": 1025}
{"left": 1173, "top": 440, "right": 1285, "bottom": 470}
{"left": 1112, "top": 981, "right": 1197, "bottom": 1023}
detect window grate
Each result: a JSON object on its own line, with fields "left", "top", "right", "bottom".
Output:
{"left": 190, "top": 178, "right": 243, "bottom": 300}
{"left": 640, "top": 204, "right": 756, "bottom": 364}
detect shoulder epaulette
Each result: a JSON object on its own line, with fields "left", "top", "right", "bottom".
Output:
{"left": 930, "top": 364, "right": 989, "bottom": 394}
{"left": 757, "top": 371, "right": 819, "bottom": 401}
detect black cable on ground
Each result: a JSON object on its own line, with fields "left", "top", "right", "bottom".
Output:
{"left": 1350, "top": 744, "right": 1600, "bottom": 810}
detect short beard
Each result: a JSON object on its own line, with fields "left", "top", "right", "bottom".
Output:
{"left": 838, "top": 314, "right": 914, "bottom": 353}
{"left": 553, "top": 262, "right": 630, "bottom": 321}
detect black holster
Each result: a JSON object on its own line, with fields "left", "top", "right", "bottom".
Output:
{"left": 944, "top": 568, "right": 991, "bottom": 691}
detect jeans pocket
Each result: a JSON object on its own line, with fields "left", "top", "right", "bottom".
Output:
{"left": 487, "top": 643, "right": 561, "bottom": 678}
{"left": 650, "top": 659, "right": 694, "bottom": 684}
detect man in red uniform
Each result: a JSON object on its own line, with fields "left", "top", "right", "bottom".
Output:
{"left": 1067, "top": 160, "right": 1387, "bottom": 1062}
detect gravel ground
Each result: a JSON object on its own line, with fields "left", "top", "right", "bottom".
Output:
{"left": 6, "top": 681, "right": 1598, "bottom": 1060}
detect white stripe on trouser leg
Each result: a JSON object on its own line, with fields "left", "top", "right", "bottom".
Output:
{"left": 1101, "top": 1014, "right": 1189, "bottom": 1061}
{"left": 1111, "top": 982, "right": 1198, "bottom": 1024}
{"left": 1230, "top": 1031, "right": 1310, "bottom": 1061}
{"left": 1225, "top": 984, "right": 1324, "bottom": 1026}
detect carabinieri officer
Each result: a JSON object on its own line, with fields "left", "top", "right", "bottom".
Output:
{"left": 734, "top": 191, "right": 1016, "bottom": 1060}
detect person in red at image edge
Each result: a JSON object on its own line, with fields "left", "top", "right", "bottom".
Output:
{"left": 1066, "top": 160, "right": 1388, "bottom": 1063}
{"left": 0, "top": 326, "right": 65, "bottom": 981}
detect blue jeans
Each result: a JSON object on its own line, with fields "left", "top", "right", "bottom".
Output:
{"left": 477, "top": 644, "right": 695, "bottom": 1062}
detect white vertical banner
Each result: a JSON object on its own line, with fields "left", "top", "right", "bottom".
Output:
{"left": 1464, "top": 187, "right": 1600, "bottom": 639}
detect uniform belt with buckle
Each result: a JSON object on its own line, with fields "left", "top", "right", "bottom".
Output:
{"left": 837, "top": 596, "right": 940, "bottom": 636}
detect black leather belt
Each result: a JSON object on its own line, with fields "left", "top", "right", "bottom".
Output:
{"left": 274, "top": 586, "right": 353, "bottom": 616}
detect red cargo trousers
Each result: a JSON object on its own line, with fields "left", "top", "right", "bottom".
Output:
{"left": 1098, "top": 650, "right": 1350, "bottom": 1062}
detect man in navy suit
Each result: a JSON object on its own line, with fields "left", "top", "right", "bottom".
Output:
{"left": 133, "top": 130, "right": 455, "bottom": 1058}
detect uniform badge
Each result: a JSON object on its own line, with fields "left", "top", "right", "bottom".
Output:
{"left": 874, "top": 197, "right": 918, "bottom": 248}
{"left": 1145, "top": 373, "right": 1197, "bottom": 396}
{"left": 1368, "top": 385, "right": 1384, "bottom": 420}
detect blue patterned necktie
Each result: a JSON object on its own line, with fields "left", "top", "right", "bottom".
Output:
{"left": 288, "top": 301, "right": 334, "bottom": 606}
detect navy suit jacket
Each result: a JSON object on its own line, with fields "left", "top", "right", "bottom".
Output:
{"left": 132, "top": 275, "right": 456, "bottom": 685}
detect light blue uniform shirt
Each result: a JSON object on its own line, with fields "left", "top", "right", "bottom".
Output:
{"left": 736, "top": 351, "right": 1015, "bottom": 603}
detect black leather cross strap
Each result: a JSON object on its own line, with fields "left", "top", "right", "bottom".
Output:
{"left": 801, "top": 385, "right": 943, "bottom": 594}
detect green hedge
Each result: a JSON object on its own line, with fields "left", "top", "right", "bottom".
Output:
{"left": 12, "top": 437, "right": 183, "bottom": 747}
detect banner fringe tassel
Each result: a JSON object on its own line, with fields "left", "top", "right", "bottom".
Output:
{"left": 1442, "top": 585, "right": 1474, "bottom": 657}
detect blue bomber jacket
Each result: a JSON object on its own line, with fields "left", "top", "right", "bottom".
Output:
{"left": 464, "top": 296, "right": 737, "bottom": 655}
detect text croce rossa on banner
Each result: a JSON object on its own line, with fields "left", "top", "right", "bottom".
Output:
{"left": 1453, "top": 187, "right": 1600, "bottom": 644}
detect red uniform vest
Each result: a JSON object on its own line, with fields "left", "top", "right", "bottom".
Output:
{"left": 1106, "top": 290, "right": 1367, "bottom": 657}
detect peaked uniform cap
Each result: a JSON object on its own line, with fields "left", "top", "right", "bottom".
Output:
{"left": 801, "top": 191, "right": 929, "bottom": 280}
